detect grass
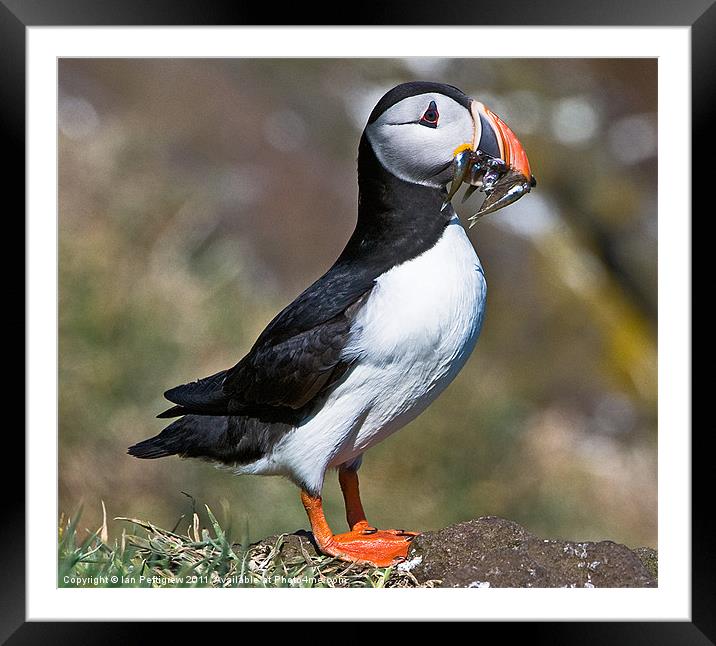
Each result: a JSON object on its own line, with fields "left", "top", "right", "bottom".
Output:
{"left": 58, "top": 505, "right": 435, "bottom": 588}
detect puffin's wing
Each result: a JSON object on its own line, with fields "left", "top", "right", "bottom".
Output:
{"left": 223, "top": 295, "right": 366, "bottom": 410}
{"left": 160, "top": 269, "right": 373, "bottom": 417}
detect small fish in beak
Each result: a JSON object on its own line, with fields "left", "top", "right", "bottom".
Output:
{"left": 443, "top": 101, "right": 536, "bottom": 227}
{"left": 467, "top": 159, "right": 537, "bottom": 225}
{"left": 442, "top": 148, "right": 471, "bottom": 208}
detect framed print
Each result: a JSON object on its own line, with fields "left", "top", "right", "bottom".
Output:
{"left": 9, "top": 0, "right": 703, "bottom": 638}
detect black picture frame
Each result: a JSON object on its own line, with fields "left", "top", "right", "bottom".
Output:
{"left": 7, "top": 0, "right": 702, "bottom": 639}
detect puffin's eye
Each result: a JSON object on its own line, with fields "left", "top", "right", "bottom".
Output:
{"left": 419, "top": 101, "right": 439, "bottom": 128}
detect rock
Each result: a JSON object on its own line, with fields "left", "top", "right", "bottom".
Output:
{"left": 632, "top": 546, "right": 659, "bottom": 583}
{"left": 248, "top": 518, "right": 657, "bottom": 588}
{"left": 404, "top": 517, "right": 657, "bottom": 588}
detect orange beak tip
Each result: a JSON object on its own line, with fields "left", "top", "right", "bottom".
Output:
{"left": 477, "top": 102, "right": 533, "bottom": 182}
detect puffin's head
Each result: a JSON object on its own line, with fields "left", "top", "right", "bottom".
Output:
{"left": 364, "top": 81, "right": 535, "bottom": 222}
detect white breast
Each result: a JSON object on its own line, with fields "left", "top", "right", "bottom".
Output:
{"left": 349, "top": 218, "right": 485, "bottom": 361}
{"left": 260, "top": 215, "right": 487, "bottom": 493}
{"left": 336, "top": 215, "right": 487, "bottom": 456}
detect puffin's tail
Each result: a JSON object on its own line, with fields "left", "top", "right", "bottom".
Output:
{"left": 157, "top": 370, "right": 230, "bottom": 418}
{"left": 127, "top": 415, "right": 229, "bottom": 460}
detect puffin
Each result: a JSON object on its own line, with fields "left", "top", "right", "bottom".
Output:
{"left": 129, "top": 81, "right": 534, "bottom": 566}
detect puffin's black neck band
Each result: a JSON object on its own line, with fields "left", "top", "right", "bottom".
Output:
{"left": 334, "top": 134, "right": 452, "bottom": 270}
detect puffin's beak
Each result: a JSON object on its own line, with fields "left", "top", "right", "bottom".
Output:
{"left": 471, "top": 101, "right": 533, "bottom": 183}
{"left": 444, "top": 100, "right": 536, "bottom": 224}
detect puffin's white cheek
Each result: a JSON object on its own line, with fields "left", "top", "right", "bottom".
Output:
{"left": 366, "top": 111, "right": 475, "bottom": 188}
{"left": 368, "top": 126, "right": 454, "bottom": 187}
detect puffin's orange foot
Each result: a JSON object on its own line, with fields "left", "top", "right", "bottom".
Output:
{"left": 318, "top": 529, "right": 419, "bottom": 567}
{"left": 301, "top": 488, "right": 419, "bottom": 567}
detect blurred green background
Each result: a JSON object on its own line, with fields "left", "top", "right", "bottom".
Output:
{"left": 59, "top": 58, "right": 657, "bottom": 549}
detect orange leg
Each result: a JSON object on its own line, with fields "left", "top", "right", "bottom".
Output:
{"left": 338, "top": 467, "right": 418, "bottom": 537}
{"left": 300, "top": 469, "right": 419, "bottom": 567}
{"left": 338, "top": 467, "right": 371, "bottom": 532}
